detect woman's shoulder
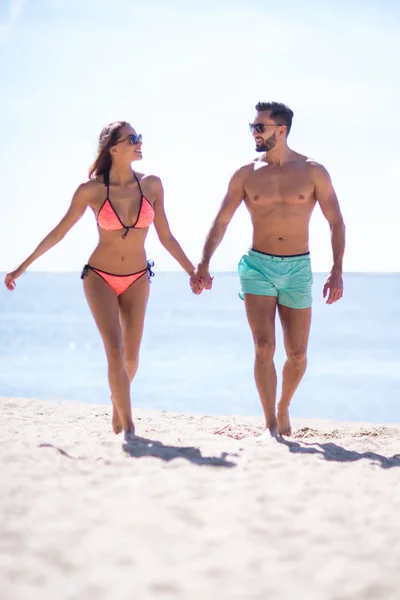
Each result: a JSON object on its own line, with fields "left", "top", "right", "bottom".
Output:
{"left": 136, "top": 172, "right": 162, "bottom": 190}
{"left": 73, "top": 177, "right": 105, "bottom": 204}
{"left": 136, "top": 171, "right": 161, "bottom": 182}
{"left": 87, "top": 175, "right": 109, "bottom": 192}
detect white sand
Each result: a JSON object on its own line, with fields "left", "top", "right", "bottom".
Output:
{"left": 1, "top": 397, "right": 400, "bottom": 600}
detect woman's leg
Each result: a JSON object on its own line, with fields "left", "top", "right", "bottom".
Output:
{"left": 118, "top": 273, "right": 150, "bottom": 385}
{"left": 82, "top": 271, "right": 134, "bottom": 434}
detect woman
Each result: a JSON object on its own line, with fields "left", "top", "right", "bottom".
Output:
{"left": 5, "top": 120, "right": 200, "bottom": 440}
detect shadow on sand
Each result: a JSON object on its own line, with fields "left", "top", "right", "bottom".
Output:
{"left": 122, "top": 435, "right": 238, "bottom": 468}
{"left": 278, "top": 438, "right": 400, "bottom": 469}
{"left": 38, "top": 443, "right": 77, "bottom": 459}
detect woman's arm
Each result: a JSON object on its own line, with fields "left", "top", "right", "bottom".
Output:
{"left": 5, "top": 182, "right": 91, "bottom": 290}
{"left": 152, "top": 177, "right": 196, "bottom": 276}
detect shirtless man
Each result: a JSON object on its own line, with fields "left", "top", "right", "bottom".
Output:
{"left": 192, "top": 101, "right": 345, "bottom": 437}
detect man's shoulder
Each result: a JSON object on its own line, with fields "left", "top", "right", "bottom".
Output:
{"left": 232, "top": 160, "right": 259, "bottom": 179}
{"left": 287, "top": 153, "right": 324, "bottom": 170}
{"left": 301, "top": 158, "right": 333, "bottom": 186}
{"left": 304, "top": 157, "right": 328, "bottom": 174}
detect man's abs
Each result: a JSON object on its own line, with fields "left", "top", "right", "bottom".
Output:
{"left": 244, "top": 164, "right": 316, "bottom": 255}
{"left": 248, "top": 203, "right": 314, "bottom": 255}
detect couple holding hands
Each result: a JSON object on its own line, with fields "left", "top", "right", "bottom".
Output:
{"left": 5, "top": 101, "right": 345, "bottom": 441}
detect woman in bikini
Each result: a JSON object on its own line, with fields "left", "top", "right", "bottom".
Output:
{"left": 5, "top": 120, "right": 200, "bottom": 440}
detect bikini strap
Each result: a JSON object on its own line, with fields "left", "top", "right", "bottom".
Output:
{"left": 133, "top": 171, "right": 144, "bottom": 198}
{"left": 104, "top": 170, "right": 110, "bottom": 198}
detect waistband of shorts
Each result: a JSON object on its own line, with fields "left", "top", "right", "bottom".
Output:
{"left": 249, "top": 248, "right": 311, "bottom": 262}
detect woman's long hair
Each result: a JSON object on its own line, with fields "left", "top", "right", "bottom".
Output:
{"left": 88, "top": 121, "right": 130, "bottom": 180}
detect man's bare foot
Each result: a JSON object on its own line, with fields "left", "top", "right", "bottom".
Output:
{"left": 277, "top": 406, "right": 292, "bottom": 436}
{"left": 111, "top": 397, "right": 123, "bottom": 435}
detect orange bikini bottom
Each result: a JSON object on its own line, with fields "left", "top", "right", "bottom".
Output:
{"left": 81, "top": 260, "right": 154, "bottom": 296}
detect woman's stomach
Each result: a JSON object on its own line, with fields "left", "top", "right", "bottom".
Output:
{"left": 87, "top": 230, "right": 149, "bottom": 273}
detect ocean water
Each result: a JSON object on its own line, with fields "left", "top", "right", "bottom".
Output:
{"left": 1, "top": 272, "right": 400, "bottom": 424}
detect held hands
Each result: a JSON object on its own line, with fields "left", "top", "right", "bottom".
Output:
{"left": 190, "top": 263, "right": 214, "bottom": 295}
{"left": 323, "top": 269, "right": 343, "bottom": 304}
{"left": 4, "top": 266, "right": 25, "bottom": 291}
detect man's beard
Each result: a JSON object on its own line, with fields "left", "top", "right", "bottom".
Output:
{"left": 255, "top": 132, "right": 277, "bottom": 153}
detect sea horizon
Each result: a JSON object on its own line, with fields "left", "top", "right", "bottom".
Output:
{"left": 1, "top": 271, "right": 399, "bottom": 424}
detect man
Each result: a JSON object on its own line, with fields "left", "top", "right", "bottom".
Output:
{"left": 192, "top": 101, "right": 345, "bottom": 438}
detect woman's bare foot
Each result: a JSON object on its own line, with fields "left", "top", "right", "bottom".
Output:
{"left": 123, "top": 425, "right": 136, "bottom": 444}
{"left": 111, "top": 397, "right": 123, "bottom": 435}
{"left": 277, "top": 405, "right": 292, "bottom": 436}
{"left": 258, "top": 419, "right": 279, "bottom": 440}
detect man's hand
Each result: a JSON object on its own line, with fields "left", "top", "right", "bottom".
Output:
{"left": 323, "top": 270, "right": 343, "bottom": 304}
{"left": 190, "top": 263, "right": 213, "bottom": 295}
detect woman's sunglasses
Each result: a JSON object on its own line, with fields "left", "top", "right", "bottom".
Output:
{"left": 116, "top": 133, "right": 143, "bottom": 145}
{"left": 127, "top": 133, "right": 142, "bottom": 145}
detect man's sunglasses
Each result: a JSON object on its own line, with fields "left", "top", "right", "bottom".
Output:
{"left": 249, "top": 123, "right": 280, "bottom": 134}
{"left": 117, "top": 133, "right": 143, "bottom": 145}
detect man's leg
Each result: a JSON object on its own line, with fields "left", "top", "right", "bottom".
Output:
{"left": 277, "top": 304, "right": 312, "bottom": 436}
{"left": 244, "top": 294, "right": 278, "bottom": 436}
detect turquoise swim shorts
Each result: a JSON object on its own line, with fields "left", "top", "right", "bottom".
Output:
{"left": 238, "top": 248, "right": 313, "bottom": 309}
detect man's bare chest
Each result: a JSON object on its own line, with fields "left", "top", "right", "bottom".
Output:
{"left": 244, "top": 169, "right": 315, "bottom": 206}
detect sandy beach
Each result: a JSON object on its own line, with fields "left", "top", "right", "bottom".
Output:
{"left": 1, "top": 397, "right": 400, "bottom": 600}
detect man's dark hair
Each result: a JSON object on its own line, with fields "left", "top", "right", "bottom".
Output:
{"left": 255, "top": 101, "right": 294, "bottom": 135}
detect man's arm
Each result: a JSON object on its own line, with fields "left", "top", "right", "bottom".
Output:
{"left": 312, "top": 164, "right": 346, "bottom": 304}
{"left": 195, "top": 167, "right": 247, "bottom": 288}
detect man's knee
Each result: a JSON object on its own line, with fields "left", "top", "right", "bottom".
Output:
{"left": 287, "top": 348, "right": 307, "bottom": 368}
{"left": 254, "top": 338, "right": 275, "bottom": 363}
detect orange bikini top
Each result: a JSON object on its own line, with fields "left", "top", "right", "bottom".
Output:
{"left": 97, "top": 170, "right": 155, "bottom": 239}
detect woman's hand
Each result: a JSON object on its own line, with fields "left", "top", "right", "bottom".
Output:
{"left": 190, "top": 266, "right": 213, "bottom": 295}
{"left": 195, "top": 263, "right": 213, "bottom": 290}
{"left": 190, "top": 271, "right": 205, "bottom": 295}
{"left": 4, "top": 266, "right": 25, "bottom": 291}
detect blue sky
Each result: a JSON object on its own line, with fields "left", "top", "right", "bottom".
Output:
{"left": 1, "top": 0, "right": 399, "bottom": 272}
